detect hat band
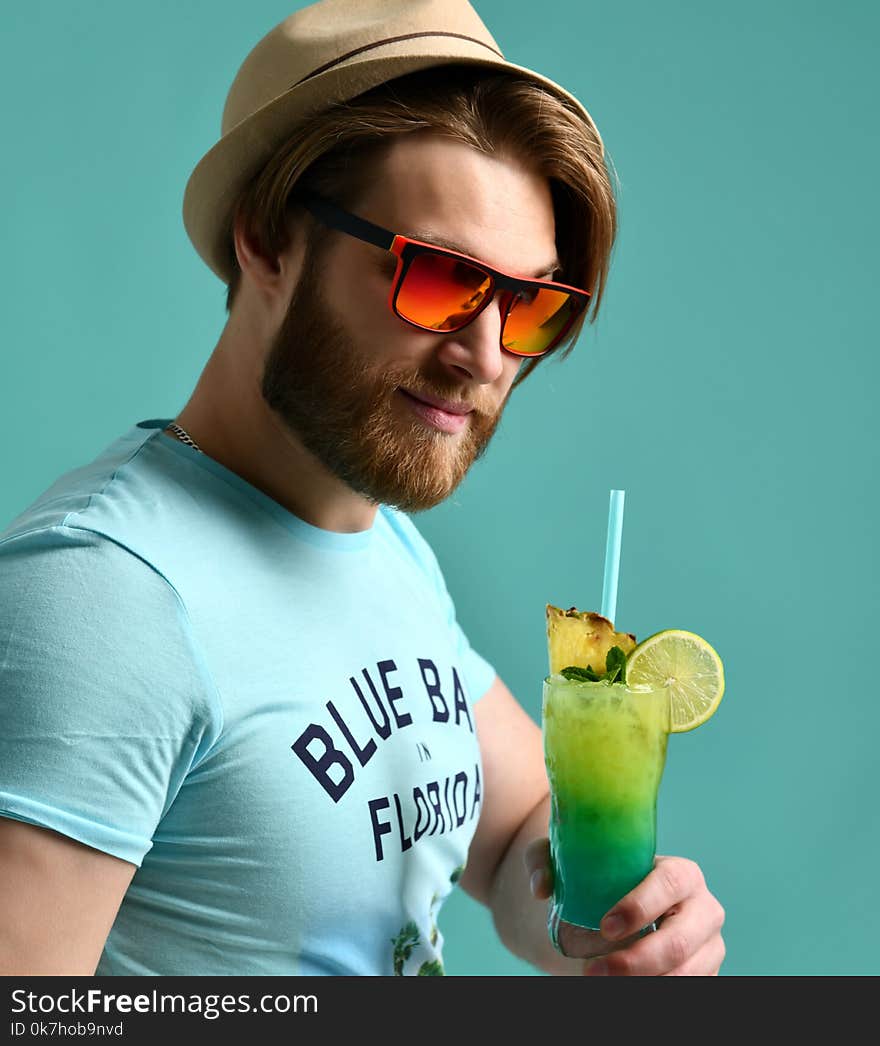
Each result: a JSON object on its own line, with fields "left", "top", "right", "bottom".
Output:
{"left": 293, "top": 31, "right": 505, "bottom": 87}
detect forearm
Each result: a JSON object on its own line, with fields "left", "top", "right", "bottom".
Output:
{"left": 486, "top": 793, "right": 582, "bottom": 976}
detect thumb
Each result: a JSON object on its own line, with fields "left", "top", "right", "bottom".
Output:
{"left": 523, "top": 837, "right": 553, "bottom": 899}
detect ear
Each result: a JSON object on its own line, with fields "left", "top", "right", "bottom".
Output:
{"left": 232, "top": 206, "right": 307, "bottom": 305}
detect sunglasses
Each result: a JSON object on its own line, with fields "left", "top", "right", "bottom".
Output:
{"left": 299, "top": 190, "right": 591, "bottom": 359}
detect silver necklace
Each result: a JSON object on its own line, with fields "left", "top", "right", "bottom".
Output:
{"left": 167, "top": 422, "right": 203, "bottom": 453}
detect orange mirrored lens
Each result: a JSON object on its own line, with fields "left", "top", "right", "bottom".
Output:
{"left": 395, "top": 252, "right": 492, "bottom": 331}
{"left": 502, "top": 288, "right": 577, "bottom": 356}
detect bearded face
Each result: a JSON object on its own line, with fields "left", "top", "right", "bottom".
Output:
{"left": 258, "top": 134, "right": 562, "bottom": 514}
{"left": 261, "top": 241, "right": 509, "bottom": 513}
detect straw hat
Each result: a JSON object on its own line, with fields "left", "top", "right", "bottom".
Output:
{"left": 183, "top": 0, "right": 604, "bottom": 283}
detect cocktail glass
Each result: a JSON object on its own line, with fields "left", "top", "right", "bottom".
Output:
{"left": 542, "top": 673, "right": 669, "bottom": 938}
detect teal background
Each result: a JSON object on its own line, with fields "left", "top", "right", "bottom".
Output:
{"left": 2, "top": 1, "right": 877, "bottom": 975}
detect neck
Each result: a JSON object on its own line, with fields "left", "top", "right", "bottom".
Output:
{"left": 169, "top": 333, "right": 379, "bottom": 534}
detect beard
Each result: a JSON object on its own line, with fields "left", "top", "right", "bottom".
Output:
{"left": 261, "top": 246, "right": 507, "bottom": 513}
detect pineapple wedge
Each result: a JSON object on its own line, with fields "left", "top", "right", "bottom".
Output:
{"left": 546, "top": 604, "right": 637, "bottom": 676}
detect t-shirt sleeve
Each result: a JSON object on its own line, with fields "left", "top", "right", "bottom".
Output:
{"left": 384, "top": 510, "right": 496, "bottom": 704}
{"left": 0, "top": 525, "right": 222, "bottom": 866}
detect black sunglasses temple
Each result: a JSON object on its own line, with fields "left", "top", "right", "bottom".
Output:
{"left": 298, "top": 189, "right": 395, "bottom": 252}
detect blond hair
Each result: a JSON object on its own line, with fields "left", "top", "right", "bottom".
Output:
{"left": 223, "top": 67, "right": 618, "bottom": 386}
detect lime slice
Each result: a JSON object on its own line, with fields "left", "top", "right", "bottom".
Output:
{"left": 626, "top": 630, "right": 724, "bottom": 733}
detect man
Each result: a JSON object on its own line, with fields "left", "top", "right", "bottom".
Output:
{"left": 0, "top": 0, "right": 725, "bottom": 976}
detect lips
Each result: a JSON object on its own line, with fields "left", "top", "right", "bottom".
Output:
{"left": 399, "top": 389, "right": 474, "bottom": 415}
{"left": 397, "top": 388, "right": 473, "bottom": 434}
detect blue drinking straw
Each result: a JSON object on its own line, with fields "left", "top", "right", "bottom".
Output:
{"left": 600, "top": 490, "right": 625, "bottom": 623}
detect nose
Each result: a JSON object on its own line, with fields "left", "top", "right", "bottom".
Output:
{"left": 434, "top": 296, "right": 508, "bottom": 385}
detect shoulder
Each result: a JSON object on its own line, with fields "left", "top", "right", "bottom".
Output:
{"left": 0, "top": 523, "right": 179, "bottom": 611}
{"left": 0, "top": 524, "right": 221, "bottom": 730}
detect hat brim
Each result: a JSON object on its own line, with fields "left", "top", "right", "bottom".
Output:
{"left": 183, "top": 41, "right": 603, "bottom": 283}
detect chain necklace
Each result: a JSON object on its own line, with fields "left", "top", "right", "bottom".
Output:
{"left": 166, "top": 422, "right": 203, "bottom": 453}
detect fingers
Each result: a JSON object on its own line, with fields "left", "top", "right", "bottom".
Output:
{"left": 661, "top": 933, "right": 727, "bottom": 976}
{"left": 523, "top": 837, "right": 549, "bottom": 876}
{"left": 521, "top": 844, "right": 726, "bottom": 975}
{"left": 597, "top": 855, "right": 705, "bottom": 942}
{"left": 523, "top": 837, "right": 552, "bottom": 899}
{"left": 586, "top": 904, "right": 725, "bottom": 976}
{"left": 585, "top": 861, "right": 726, "bottom": 975}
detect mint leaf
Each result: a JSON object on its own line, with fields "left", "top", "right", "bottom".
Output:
{"left": 604, "top": 646, "right": 627, "bottom": 684}
{"left": 561, "top": 665, "right": 601, "bottom": 682}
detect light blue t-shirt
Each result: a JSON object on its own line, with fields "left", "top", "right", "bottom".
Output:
{"left": 0, "top": 419, "right": 495, "bottom": 976}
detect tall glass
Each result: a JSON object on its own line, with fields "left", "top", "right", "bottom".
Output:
{"left": 542, "top": 674, "right": 669, "bottom": 936}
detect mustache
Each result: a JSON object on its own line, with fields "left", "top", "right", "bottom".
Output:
{"left": 385, "top": 372, "right": 502, "bottom": 420}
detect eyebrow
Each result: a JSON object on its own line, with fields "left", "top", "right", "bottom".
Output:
{"left": 408, "top": 230, "right": 561, "bottom": 280}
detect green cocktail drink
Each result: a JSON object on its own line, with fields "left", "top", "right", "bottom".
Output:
{"left": 542, "top": 674, "right": 669, "bottom": 933}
